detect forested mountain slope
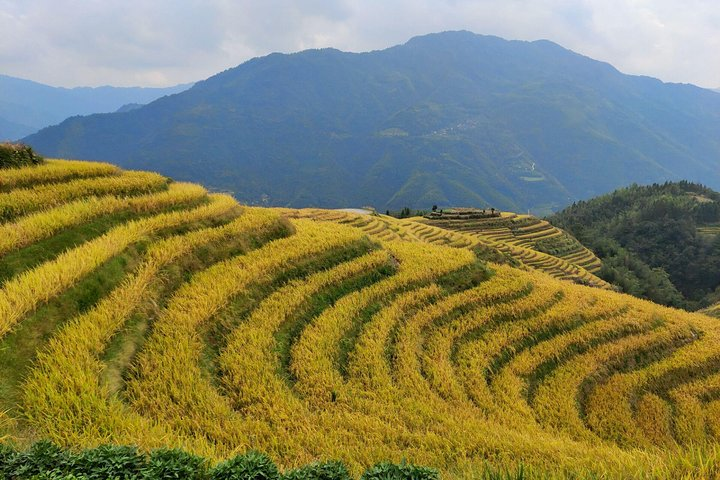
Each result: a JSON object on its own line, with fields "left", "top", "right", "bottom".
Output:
{"left": 550, "top": 181, "right": 720, "bottom": 309}
{"left": 25, "top": 31, "right": 720, "bottom": 214}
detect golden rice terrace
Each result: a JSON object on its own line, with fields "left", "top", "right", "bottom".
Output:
{"left": 2, "top": 160, "right": 720, "bottom": 478}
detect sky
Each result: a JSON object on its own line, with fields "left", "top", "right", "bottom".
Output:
{"left": 1, "top": 0, "right": 718, "bottom": 89}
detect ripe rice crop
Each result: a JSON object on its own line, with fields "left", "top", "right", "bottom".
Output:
{"left": 221, "top": 249, "right": 394, "bottom": 412}
{"left": 0, "top": 194, "right": 238, "bottom": 338}
{"left": 0, "top": 170, "right": 168, "bottom": 221}
{"left": 414, "top": 212, "right": 606, "bottom": 281}
{"left": 21, "top": 207, "right": 285, "bottom": 454}
{"left": 123, "top": 220, "right": 370, "bottom": 452}
{"left": 0, "top": 182, "right": 207, "bottom": 255}
{"left": 0, "top": 159, "right": 120, "bottom": 190}
{"left": 290, "top": 242, "right": 476, "bottom": 403}
{"left": 5, "top": 160, "right": 720, "bottom": 478}
{"left": 421, "top": 280, "right": 561, "bottom": 404}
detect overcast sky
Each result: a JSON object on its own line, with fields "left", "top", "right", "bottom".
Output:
{"left": 1, "top": 0, "right": 718, "bottom": 89}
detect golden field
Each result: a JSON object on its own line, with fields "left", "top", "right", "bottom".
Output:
{"left": 2, "top": 160, "right": 720, "bottom": 478}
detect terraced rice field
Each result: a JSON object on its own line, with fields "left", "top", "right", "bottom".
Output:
{"left": 286, "top": 209, "right": 608, "bottom": 288}
{"left": 698, "top": 225, "right": 720, "bottom": 237}
{"left": 416, "top": 212, "right": 604, "bottom": 282}
{"left": 3, "top": 160, "right": 720, "bottom": 478}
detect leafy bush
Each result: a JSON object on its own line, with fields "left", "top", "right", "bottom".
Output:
{"left": 2, "top": 441, "right": 71, "bottom": 479}
{"left": 0, "top": 442, "right": 442, "bottom": 480}
{"left": 211, "top": 451, "right": 280, "bottom": 480}
{"left": 142, "top": 448, "right": 208, "bottom": 479}
{"left": 72, "top": 444, "right": 145, "bottom": 479}
{"left": 0, "top": 142, "right": 44, "bottom": 169}
{"left": 0, "top": 443, "right": 18, "bottom": 478}
{"left": 26, "top": 473, "right": 86, "bottom": 480}
{"left": 282, "top": 460, "right": 351, "bottom": 480}
{"left": 360, "top": 461, "right": 439, "bottom": 480}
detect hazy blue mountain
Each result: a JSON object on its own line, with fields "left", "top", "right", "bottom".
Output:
{"left": 0, "top": 115, "right": 35, "bottom": 141}
{"left": 0, "top": 75, "right": 192, "bottom": 140}
{"left": 24, "top": 31, "right": 720, "bottom": 214}
{"left": 115, "top": 103, "right": 145, "bottom": 113}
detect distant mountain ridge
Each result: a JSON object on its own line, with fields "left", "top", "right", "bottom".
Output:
{"left": 0, "top": 75, "right": 192, "bottom": 140}
{"left": 115, "top": 103, "right": 145, "bottom": 113}
{"left": 24, "top": 31, "right": 720, "bottom": 214}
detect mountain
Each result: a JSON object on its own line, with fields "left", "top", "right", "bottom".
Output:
{"left": 114, "top": 103, "right": 145, "bottom": 113}
{"left": 0, "top": 115, "right": 35, "bottom": 142}
{"left": 24, "top": 31, "right": 720, "bottom": 214}
{"left": 0, "top": 74, "right": 192, "bottom": 140}
{"left": 549, "top": 181, "right": 720, "bottom": 309}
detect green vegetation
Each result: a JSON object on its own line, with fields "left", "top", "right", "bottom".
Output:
{"left": 0, "top": 442, "right": 435, "bottom": 479}
{"left": 0, "top": 143, "right": 43, "bottom": 169}
{"left": 549, "top": 181, "right": 720, "bottom": 309}
{"left": 361, "top": 461, "right": 438, "bottom": 480}
{"left": 388, "top": 207, "right": 428, "bottom": 219}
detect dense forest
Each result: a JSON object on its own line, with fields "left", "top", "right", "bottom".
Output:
{"left": 549, "top": 181, "right": 720, "bottom": 310}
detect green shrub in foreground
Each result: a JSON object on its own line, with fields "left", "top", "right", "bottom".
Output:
{"left": 143, "top": 448, "right": 209, "bottom": 479}
{"left": 210, "top": 450, "right": 280, "bottom": 480}
{"left": 361, "top": 461, "right": 439, "bottom": 480}
{"left": 0, "top": 442, "right": 440, "bottom": 479}
{"left": 73, "top": 444, "right": 145, "bottom": 479}
{"left": 5, "top": 441, "right": 71, "bottom": 479}
{"left": 0, "top": 443, "right": 19, "bottom": 478}
{"left": 282, "top": 460, "right": 351, "bottom": 480}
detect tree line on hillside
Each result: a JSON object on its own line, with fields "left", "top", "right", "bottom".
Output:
{"left": 387, "top": 207, "right": 429, "bottom": 218}
{"left": 549, "top": 181, "right": 720, "bottom": 310}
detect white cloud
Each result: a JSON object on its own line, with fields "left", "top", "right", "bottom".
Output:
{"left": 0, "top": 0, "right": 717, "bottom": 88}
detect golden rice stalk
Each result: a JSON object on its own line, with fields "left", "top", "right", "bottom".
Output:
{"left": 0, "top": 182, "right": 207, "bottom": 255}
{"left": 0, "top": 194, "right": 239, "bottom": 339}
{"left": 124, "top": 220, "right": 367, "bottom": 450}
{"left": 220, "top": 249, "right": 393, "bottom": 412}
{"left": 0, "top": 159, "right": 120, "bottom": 190}
{"left": 290, "top": 241, "right": 476, "bottom": 404}
{"left": 0, "top": 170, "right": 168, "bottom": 221}
{"left": 21, "top": 208, "right": 282, "bottom": 453}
